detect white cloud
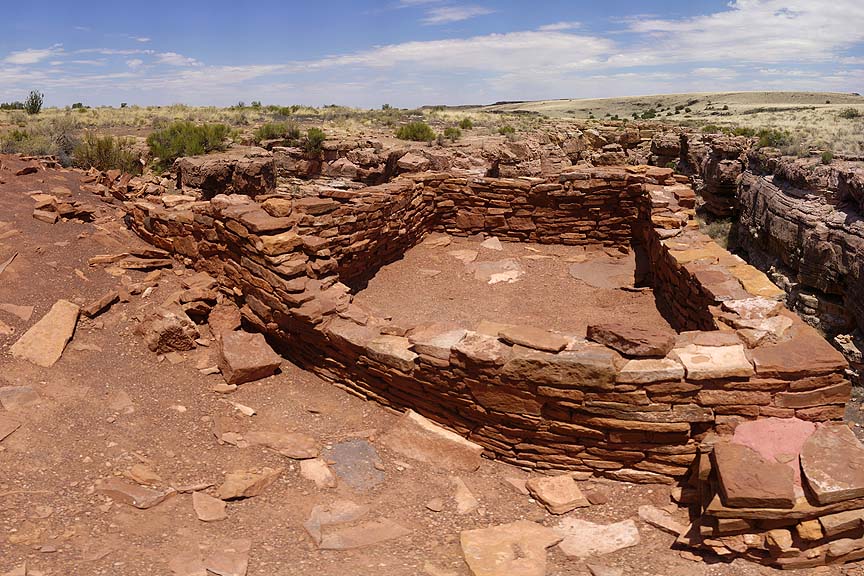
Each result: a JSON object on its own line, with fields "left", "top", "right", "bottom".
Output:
{"left": 134, "top": 36, "right": 151, "bottom": 43}
{"left": 126, "top": 59, "right": 144, "bottom": 69}
{"left": 156, "top": 52, "right": 200, "bottom": 66}
{"left": 538, "top": 21, "right": 581, "bottom": 31}
{"left": 311, "top": 30, "right": 614, "bottom": 73}
{"left": 422, "top": 5, "right": 494, "bottom": 24}
{"left": 4, "top": 45, "right": 63, "bottom": 65}
{"left": 78, "top": 48, "right": 155, "bottom": 56}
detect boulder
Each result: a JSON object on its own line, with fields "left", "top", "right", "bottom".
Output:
{"left": 218, "top": 331, "right": 282, "bottom": 385}
{"left": 136, "top": 307, "right": 199, "bottom": 353}
{"left": 175, "top": 147, "right": 275, "bottom": 198}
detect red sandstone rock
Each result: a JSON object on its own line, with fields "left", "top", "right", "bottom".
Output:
{"left": 218, "top": 330, "right": 282, "bottom": 385}
{"left": 526, "top": 474, "right": 590, "bottom": 514}
{"left": 731, "top": 417, "right": 816, "bottom": 488}
{"left": 175, "top": 147, "right": 275, "bottom": 198}
{"left": 135, "top": 307, "right": 199, "bottom": 354}
{"left": 801, "top": 425, "right": 864, "bottom": 506}
{"left": 673, "top": 344, "right": 754, "bottom": 380}
{"left": 498, "top": 325, "right": 569, "bottom": 353}
{"left": 381, "top": 410, "right": 483, "bottom": 472}
{"left": 713, "top": 442, "right": 796, "bottom": 509}
{"left": 616, "top": 358, "right": 685, "bottom": 384}
{"left": 587, "top": 323, "right": 676, "bottom": 358}
{"left": 750, "top": 328, "right": 848, "bottom": 378}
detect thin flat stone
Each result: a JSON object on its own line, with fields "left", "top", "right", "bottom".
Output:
{"left": 460, "top": 520, "right": 561, "bottom": 576}
{"left": 554, "top": 518, "right": 640, "bottom": 558}
{"left": 381, "top": 409, "right": 483, "bottom": 472}
{"left": 498, "top": 325, "right": 569, "bottom": 353}
{"left": 713, "top": 442, "right": 796, "bottom": 509}
{"left": 673, "top": 344, "right": 754, "bottom": 380}
{"left": 10, "top": 299, "right": 79, "bottom": 367}
{"left": 526, "top": 475, "right": 590, "bottom": 515}
{"left": 801, "top": 425, "right": 864, "bottom": 506}
{"left": 318, "top": 519, "right": 410, "bottom": 550}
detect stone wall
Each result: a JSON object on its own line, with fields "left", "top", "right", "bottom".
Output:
{"left": 126, "top": 165, "right": 849, "bottom": 484}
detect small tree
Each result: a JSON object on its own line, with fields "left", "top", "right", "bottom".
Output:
{"left": 24, "top": 90, "right": 43, "bottom": 115}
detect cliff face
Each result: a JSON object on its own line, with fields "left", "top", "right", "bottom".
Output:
{"left": 651, "top": 132, "right": 864, "bottom": 381}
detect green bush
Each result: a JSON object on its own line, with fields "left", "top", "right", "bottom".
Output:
{"left": 730, "top": 127, "right": 756, "bottom": 137}
{"left": 701, "top": 124, "right": 723, "bottom": 134}
{"left": 74, "top": 132, "right": 141, "bottom": 174}
{"left": 25, "top": 90, "right": 43, "bottom": 115}
{"left": 821, "top": 150, "right": 834, "bottom": 165}
{"left": 146, "top": 121, "right": 229, "bottom": 169}
{"left": 396, "top": 122, "right": 436, "bottom": 142}
{"left": 640, "top": 108, "right": 657, "bottom": 120}
{"left": 839, "top": 108, "right": 861, "bottom": 119}
{"left": 756, "top": 128, "right": 791, "bottom": 149}
{"left": 302, "top": 127, "right": 326, "bottom": 154}
{"left": 498, "top": 125, "right": 515, "bottom": 135}
{"left": 443, "top": 127, "right": 462, "bottom": 141}
{"left": 459, "top": 118, "right": 474, "bottom": 130}
{"left": 254, "top": 121, "right": 300, "bottom": 143}
{"left": 0, "top": 101, "right": 24, "bottom": 110}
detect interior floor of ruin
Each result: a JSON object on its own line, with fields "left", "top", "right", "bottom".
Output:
{"left": 351, "top": 233, "right": 674, "bottom": 336}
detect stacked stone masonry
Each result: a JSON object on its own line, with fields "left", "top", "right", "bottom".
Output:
{"left": 126, "top": 163, "right": 849, "bottom": 485}
{"left": 681, "top": 418, "right": 864, "bottom": 569}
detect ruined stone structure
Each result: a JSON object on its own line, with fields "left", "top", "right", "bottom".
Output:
{"left": 665, "top": 133, "right": 864, "bottom": 381}
{"left": 125, "top": 156, "right": 849, "bottom": 488}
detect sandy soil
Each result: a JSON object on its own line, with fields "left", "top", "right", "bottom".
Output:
{"left": 352, "top": 234, "right": 672, "bottom": 337}
{"left": 0, "top": 155, "right": 859, "bottom": 576}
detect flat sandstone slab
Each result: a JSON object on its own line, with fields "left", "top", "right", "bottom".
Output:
{"left": 713, "top": 442, "right": 796, "bottom": 509}
{"left": 381, "top": 409, "right": 483, "bottom": 472}
{"left": 10, "top": 299, "right": 79, "bottom": 367}
{"left": 801, "top": 425, "right": 864, "bottom": 506}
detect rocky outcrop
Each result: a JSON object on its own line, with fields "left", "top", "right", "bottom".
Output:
{"left": 175, "top": 147, "right": 275, "bottom": 198}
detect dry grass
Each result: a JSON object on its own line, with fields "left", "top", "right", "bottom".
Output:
{"left": 476, "top": 91, "right": 864, "bottom": 155}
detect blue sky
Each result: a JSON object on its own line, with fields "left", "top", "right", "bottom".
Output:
{"left": 2, "top": 0, "right": 863, "bottom": 108}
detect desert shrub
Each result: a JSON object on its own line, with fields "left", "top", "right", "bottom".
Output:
{"left": 730, "top": 127, "right": 756, "bottom": 137}
{"left": 73, "top": 132, "right": 141, "bottom": 174}
{"left": 0, "top": 116, "right": 79, "bottom": 165}
{"left": 443, "top": 127, "right": 462, "bottom": 141}
{"left": 701, "top": 124, "right": 723, "bottom": 134}
{"left": 498, "top": 125, "right": 515, "bottom": 135}
{"left": 459, "top": 118, "right": 474, "bottom": 130}
{"left": 24, "top": 90, "right": 43, "bottom": 115}
{"left": 821, "top": 150, "right": 835, "bottom": 165}
{"left": 640, "top": 108, "right": 657, "bottom": 120}
{"left": 71, "top": 102, "right": 85, "bottom": 109}
{"left": 839, "top": 108, "right": 861, "bottom": 119}
{"left": 756, "top": 128, "right": 791, "bottom": 149}
{"left": 396, "top": 121, "right": 436, "bottom": 142}
{"left": 254, "top": 121, "right": 300, "bottom": 143}
{"left": 302, "top": 127, "right": 326, "bottom": 154}
{"left": 0, "top": 101, "right": 24, "bottom": 110}
{"left": 146, "top": 121, "right": 229, "bottom": 168}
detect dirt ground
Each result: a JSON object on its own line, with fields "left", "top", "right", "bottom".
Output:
{"left": 1, "top": 155, "right": 863, "bottom": 576}
{"left": 352, "top": 234, "right": 672, "bottom": 337}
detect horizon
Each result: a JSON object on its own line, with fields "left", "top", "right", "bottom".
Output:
{"left": 2, "top": 0, "right": 863, "bottom": 109}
